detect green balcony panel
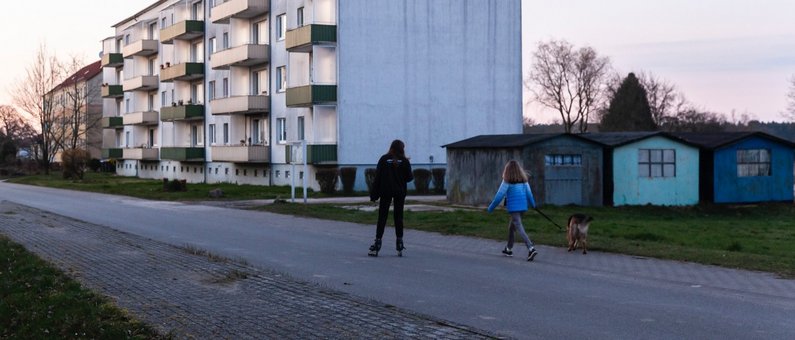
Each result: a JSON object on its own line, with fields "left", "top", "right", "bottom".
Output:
{"left": 101, "top": 85, "right": 123, "bottom": 98}
{"left": 160, "top": 62, "right": 205, "bottom": 82}
{"left": 101, "top": 116, "right": 123, "bottom": 129}
{"left": 160, "top": 147, "right": 205, "bottom": 161}
{"left": 101, "top": 53, "right": 123, "bottom": 68}
{"left": 286, "top": 24, "right": 337, "bottom": 52}
{"left": 160, "top": 104, "right": 205, "bottom": 121}
{"left": 286, "top": 85, "right": 337, "bottom": 107}
{"left": 160, "top": 20, "right": 205, "bottom": 44}
{"left": 102, "top": 148, "right": 123, "bottom": 159}
{"left": 285, "top": 144, "right": 337, "bottom": 164}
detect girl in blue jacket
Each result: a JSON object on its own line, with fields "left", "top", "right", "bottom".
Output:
{"left": 487, "top": 160, "right": 538, "bottom": 261}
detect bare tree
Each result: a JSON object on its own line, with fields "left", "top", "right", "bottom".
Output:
{"left": 11, "top": 44, "right": 65, "bottom": 174}
{"left": 0, "top": 105, "right": 37, "bottom": 143}
{"left": 58, "top": 57, "right": 102, "bottom": 154}
{"left": 636, "top": 72, "right": 684, "bottom": 126}
{"left": 785, "top": 75, "right": 795, "bottom": 121}
{"left": 527, "top": 40, "right": 611, "bottom": 133}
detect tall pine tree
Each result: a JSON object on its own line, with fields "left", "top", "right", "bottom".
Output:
{"left": 600, "top": 73, "right": 656, "bottom": 132}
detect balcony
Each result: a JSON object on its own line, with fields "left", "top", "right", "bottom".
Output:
{"left": 210, "top": 44, "right": 269, "bottom": 70}
{"left": 101, "top": 85, "right": 123, "bottom": 98}
{"left": 122, "top": 111, "right": 159, "bottom": 126}
{"left": 123, "top": 75, "right": 159, "bottom": 92}
{"left": 285, "top": 144, "right": 337, "bottom": 164}
{"left": 160, "top": 147, "right": 205, "bottom": 161}
{"left": 160, "top": 104, "right": 204, "bottom": 121}
{"left": 285, "top": 25, "right": 337, "bottom": 53}
{"left": 160, "top": 62, "right": 204, "bottom": 82}
{"left": 210, "top": 0, "right": 269, "bottom": 24}
{"left": 122, "top": 39, "right": 158, "bottom": 58}
{"left": 101, "top": 53, "right": 123, "bottom": 68}
{"left": 286, "top": 85, "right": 337, "bottom": 107}
{"left": 102, "top": 148, "right": 123, "bottom": 159}
{"left": 122, "top": 148, "right": 159, "bottom": 160}
{"left": 101, "top": 116, "right": 123, "bottom": 129}
{"left": 210, "top": 95, "right": 269, "bottom": 115}
{"left": 160, "top": 20, "right": 204, "bottom": 44}
{"left": 211, "top": 145, "right": 269, "bottom": 163}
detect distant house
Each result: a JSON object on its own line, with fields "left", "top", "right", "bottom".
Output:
{"left": 581, "top": 132, "right": 700, "bottom": 206}
{"left": 444, "top": 133, "right": 605, "bottom": 206}
{"left": 672, "top": 131, "right": 795, "bottom": 203}
{"left": 48, "top": 60, "right": 103, "bottom": 161}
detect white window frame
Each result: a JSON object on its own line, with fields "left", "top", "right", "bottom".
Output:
{"left": 277, "top": 14, "right": 286, "bottom": 41}
{"left": 277, "top": 118, "right": 287, "bottom": 143}
{"left": 737, "top": 149, "right": 772, "bottom": 177}
{"left": 276, "top": 66, "right": 286, "bottom": 92}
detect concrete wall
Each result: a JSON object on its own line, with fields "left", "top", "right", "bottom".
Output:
{"left": 612, "top": 136, "right": 700, "bottom": 206}
{"left": 713, "top": 136, "right": 795, "bottom": 203}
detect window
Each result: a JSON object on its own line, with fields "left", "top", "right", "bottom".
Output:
{"left": 277, "top": 118, "right": 287, "bottom": 143}
{"left": 297, "top": 7, "right": 304, "bottom": 27}
{"left": 148, "top": 93, "right": 155, "bottom": 111}
{"left": 276, "top": 66, "right": 286, "bottom": 92}
{"left": 209, "top": 124, "right": 216, "bottom": 144}
{"left": 161, "top": 91, "right": 167, "bottom": 107}
{"left": 223, "top": 123, "right": 229, "bottom": 144}
{"left": 208, "top": 37, "right": 216, "bottom": 56}
{"left": 149, "top": 22, "right": 158, "bottom": 40}
{"left": 252, "top": 119, "right": 261, "bottom": 144}
{"left": 737, "top": 149, "right": 771, "bottom": 177}
{"left": 277, "top": 14, "right": 286, "bottom": 40}
{"left": 191, "top": 1, "right": 202, "bottom": 20}
{"left": 208, "top": 81, "right": 215, "bottom": 100}
{"left": 545, "top": 154, "right": 581, "bottom": 166}
{"left": 148, "top": 129, "right": 155, "bottom": 147}
{"left": 297, "top": 116, "right": 305, "bottom": 140}
{"left": 222, "top": 78, "right": 229, "bottom": 97}
{"left": 222, "top": 32, "right": 229, "bottom": 49}
{"left": 638, "top": 149, "right": 676, "bottom": 178}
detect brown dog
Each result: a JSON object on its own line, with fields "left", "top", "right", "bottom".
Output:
{"left": 567, "top": 214, "right": 593, "bottom": 254}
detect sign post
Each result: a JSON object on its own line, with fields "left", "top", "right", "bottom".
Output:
{"left": 288, "top": 140, "right": 308, "bottom": 203}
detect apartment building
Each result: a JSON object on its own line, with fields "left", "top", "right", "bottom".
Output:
{"left": 101, "top": 0, "right": 522, "bottom": 190}
{"left": 49, "top": 60, "right": 103, "bottom": 162}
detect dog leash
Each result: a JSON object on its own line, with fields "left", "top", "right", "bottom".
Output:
{"left": 534, "top": 208, "right": 565, "bottom": 231}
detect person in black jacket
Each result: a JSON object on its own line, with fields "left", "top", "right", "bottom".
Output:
{"left": 368, "top": 139, "right": 414, "bottom": 257}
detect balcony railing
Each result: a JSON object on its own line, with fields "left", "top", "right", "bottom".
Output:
{"left": 101, "top": 116, "right": 123, "bottom": 129}
{"left": 160, "top": 20, "right": 204, "bottom": 44}
{"left": 160, "top": 104, "right": 204, "bottom": 121}
{"left": 210, "top": 0, "right": 269, "bottom": 24}
{"left": 101, "top": 53, "right": 123, "bottom": 68}
{"left": 102, "top": 148, "right": 123, "bottom": 159}
{"left": 286, "top": 85, "right": 337, "bottom": 107}
{"left": 160, "top": 147, "right": 205, "bottom": 161}
{"left": 122, "top": 111, "right": 159, "bottom": 125}
{"left": 122, "top": 39, "right": 158, "bottom": 58}
{"left": 101, "top": 85, "right": 123, "bottom": 98}
{"left": 122, "top": 148, "right": 159, "bottom": 160}
{"left": 285, "top": 144, "right": 337, "bottom": 164}
{"left": 160, "top": 62, "right": 204, "bottom": 82}
{"left": 211, "top": 145, "right": 269, "bottom": 163}
{"left": 285, "top": 24, "right": 337, "bottom": 53}
{"left": 123, "top": 76, "right": 159, "bottom": 92}
{"left": 210, "top": 44, "right": 269, "bottom": 70}
{"left": 210, "top": 95, "right": 269, "bottom": 115}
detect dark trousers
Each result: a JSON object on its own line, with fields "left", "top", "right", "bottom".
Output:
{"left": 375, "top": 195, "right": 406, "bottom": 239}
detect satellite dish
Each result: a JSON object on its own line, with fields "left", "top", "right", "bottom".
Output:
{"left": 98, "top": 51, "right": 104, "bottom": 58}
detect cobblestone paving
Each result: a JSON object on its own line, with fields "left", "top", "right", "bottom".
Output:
{"left": 0, "top": 202, "right": 499, "bottom": 339}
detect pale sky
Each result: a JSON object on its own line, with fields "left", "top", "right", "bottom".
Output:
{"left": 1, "top": 0, "right": 794, "bottom": 123}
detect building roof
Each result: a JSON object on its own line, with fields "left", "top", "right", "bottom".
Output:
{"left": 443, "top": 133, "right": 602, "bottom": 148}
{"left": 579, "top": 131, "right": 700, "bottom": 148}
{"left": 112, "top": 0, "right": 169, "bottom": 28}
{"left": 51, "top": 60, "right": 102, "bottom": 93}
{"left": 670, "top": 131, "right": 795, "bottom": 149}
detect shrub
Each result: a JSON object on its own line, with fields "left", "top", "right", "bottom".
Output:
{"left": 88, "top": 158, "right": 102, "bottom": 172}
{"left": 364, "top": 168, "right": 377, "bottom": 194}
{"left": 61, "top": 148, "right": 90, "bottom": 180}
{"left": 431, "top": 168, "right": 446, "bottom": 194}
{"left": 412, "top": 169, "right": 431, "bottom": 194}
{"left": 315, "top": 168, "right": 339, "bottom": 194}
{"left": 163, "top": 178, "right": 187, "bottom": 192}
{"left": 339, "top": 167, "right": 357, "bottom": 194}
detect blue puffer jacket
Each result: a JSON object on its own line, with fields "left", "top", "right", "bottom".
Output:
{"left": 487, "top": 181, "right": 537, "bottom": 213}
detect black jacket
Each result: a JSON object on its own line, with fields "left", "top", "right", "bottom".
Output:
{"left": 370, "top": 154, "right": 413, "bottom": 200}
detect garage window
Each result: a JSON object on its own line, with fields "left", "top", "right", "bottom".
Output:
{"left": 545, "top": 154, "right": 582, "bottom": 166}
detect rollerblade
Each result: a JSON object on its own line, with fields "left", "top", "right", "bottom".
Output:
{"left": 368, "top": 239, "right": 382, "bottom": 257}
{"left": 396, "top": 238, "right": 405, "bottom": 257}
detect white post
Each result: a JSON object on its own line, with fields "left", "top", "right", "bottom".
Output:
{"left": 302, "top": 140, "right": 308, "bottom": 204}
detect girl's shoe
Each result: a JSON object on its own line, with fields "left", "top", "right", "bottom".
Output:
{"left": 501, "top": 247, "right": 513, "bottom": 257}
{"left": 396, "top": 238, "right": 405, "bottom": 257}
{"left": 527, "top": 248, "right": 538, "bottom": 261}
{"left": 368, "top": 239, "right": 382, "bottom": 257}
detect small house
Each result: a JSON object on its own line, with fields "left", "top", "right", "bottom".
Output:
{"left": 581, "top": 132, "right": 700, "bottom": 206}
{"left": 444, "top": 133, "right": 605, "bottom": 206}
{"left": 672, "top": 131, "right": 795, "bottom": 203}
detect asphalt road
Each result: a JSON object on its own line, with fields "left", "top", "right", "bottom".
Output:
{"left": 1, "top": 181, "right": 793, "bottom": 339}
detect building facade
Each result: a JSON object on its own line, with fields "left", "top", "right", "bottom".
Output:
{"left": 50, "top": 60, "right": 104, "bottom": 162}
{"left": 101, "top": 0, "right": 522, "bottom": 190}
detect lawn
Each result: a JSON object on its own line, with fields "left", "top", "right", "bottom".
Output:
{"left": 0, "top": 235, "right": 166, "bottom": 339}
{"left": 260, "top": 201, "right": 795, "bottom": 278}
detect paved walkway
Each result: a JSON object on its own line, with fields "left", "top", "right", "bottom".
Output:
{"left": 0, "top": 201, "right": 496, "bottom": 339}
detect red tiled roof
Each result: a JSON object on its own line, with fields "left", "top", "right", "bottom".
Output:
{"left": 52, "top": 60, "right": 102, "bottom": 92}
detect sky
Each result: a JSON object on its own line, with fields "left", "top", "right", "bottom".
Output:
{"left": 1, "top": 0, "right": 794, "bottom": 123}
